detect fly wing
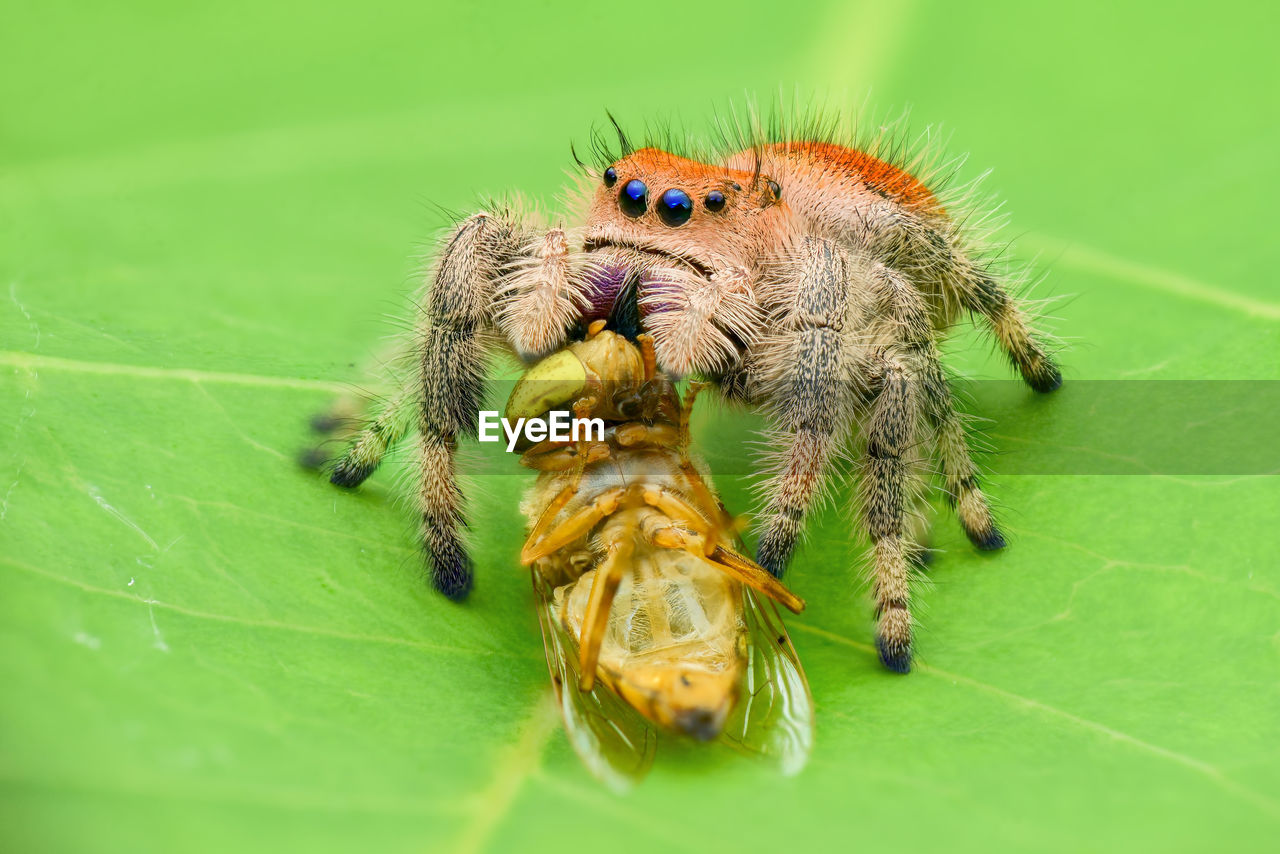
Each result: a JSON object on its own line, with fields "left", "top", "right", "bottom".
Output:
{"left": 717, "top": 587, "right": 814, "bottom": 776}
{"left": 531, "top": 570, "right": 657, "bottom": 791}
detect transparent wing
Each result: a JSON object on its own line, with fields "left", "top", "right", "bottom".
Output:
{"left": 531, "top": 571, "right": 657, "bottom": 792}
{"left": 718, "top": 587, "right": 814, "bottom": 776}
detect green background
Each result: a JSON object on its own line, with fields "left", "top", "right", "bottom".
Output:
{"left": 3, "top": 1, "right": 1277, "bottom": 851}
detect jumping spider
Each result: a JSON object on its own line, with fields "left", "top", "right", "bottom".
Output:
{"left": 321, "top": 114, "right": 1062, "bottom": 674}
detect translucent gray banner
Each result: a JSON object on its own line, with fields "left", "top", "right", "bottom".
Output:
{"left": 448, "top": 380, "right": 1280, "bottom": 476}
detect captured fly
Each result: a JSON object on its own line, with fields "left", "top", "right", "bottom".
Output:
{"left": 508, "top": 323, "right": 812, "bottom": 788}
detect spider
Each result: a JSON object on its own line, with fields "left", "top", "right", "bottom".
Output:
{"left": 322, "top": 112, "right": 1062, "bottom": 674}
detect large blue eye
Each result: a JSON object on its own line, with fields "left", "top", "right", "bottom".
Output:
{"left": 619, "top": 179, "right": 648, "bottom": 217}
{"left": 658, "top": 188, "right": 693, "bottom": 226}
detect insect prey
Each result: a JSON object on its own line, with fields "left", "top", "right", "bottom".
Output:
{"left": 510, "top": 323, "right": 812, "bottom": 786}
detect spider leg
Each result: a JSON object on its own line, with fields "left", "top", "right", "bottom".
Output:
{"left": 852, "top": 206, "right": 1061, "bottom": 393}
{"left": 496, "top": 225, "right": 587, "bottom": 359}
{"left": 330, "top": 209, "right": 583, "bottom": 600}
{"left": 749, "top": 237, "right": 853, "bottom": 578}
{"left": 415, "top": 212, "right": 529, "bottom": 599}
{"left": 859, "top": 353, "right": 925, "bottom": 674}
{"left": 300, "top": 336, "right": 415, "bottom": 472}
{"left": 639, "top": 264, "right": 764, "bottom": 376}
{"left": 949, "top": 258, "right": 1062, "bottom": 393}
{"left": 865, "top": 261, "right": 1004, "bottom": 550}
{"left": 326, "top": 381, "right": 417, "bottom": 486}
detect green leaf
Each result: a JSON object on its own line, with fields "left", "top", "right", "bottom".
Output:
{"left": 2, "top": 1, "right": 1277, "bottom": 852}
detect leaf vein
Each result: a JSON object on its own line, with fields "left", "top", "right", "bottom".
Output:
{"left": 1023, "top": 234, "right": 1280, "bottom": 321}
{"left": 0, "top": 555, "right": 513, "bottom": 659}
{"left": 792, "top": 622, "right": 1280, "bottom": 818}
{"left": 0, "top": 350, "right": 347, "bottom": 393}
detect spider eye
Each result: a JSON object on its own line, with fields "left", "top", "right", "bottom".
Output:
{"left": 619, "top": 179, "right": 648, "bottom": 217}
{"left": 705, "top": 190, "right": 726, "bottom": 212}
{"left": 603, "top": 167, "right": 617, "bottom": 187}
{"left": 767, "top": 180, "right": 782, "bottom": 201}
{"left": 658, "top": 189, "right": 693, "bottom": 226}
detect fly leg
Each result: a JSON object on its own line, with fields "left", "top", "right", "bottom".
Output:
{"left": 520, "top": 487, "right": 626, "bottom": 564}
{"left": 638, "top": 485, "right": 715, "bottom": 548}
{"left": 577, "top": 526, "right": 634, "bottom": 690}
{"left": 673, "top": 380, "right": 734, "bottom": 529}
{"left": 519, "top": 439, "right": 611, "bottom": 472}
{"left": 635, "top": 492, "right": 804, "bottom": 614}
{"left": 519, "top": 396, "right": 604, "bottom": 558}
{"left": 703, "top": 545, "right": 805, "bottom": 614}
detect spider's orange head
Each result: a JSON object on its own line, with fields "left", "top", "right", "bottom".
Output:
{"left": 582, "top": 147, "right": 790, "bottom": 277}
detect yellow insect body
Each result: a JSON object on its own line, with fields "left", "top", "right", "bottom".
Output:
{"left": 510, "top": 326, "right": 812, "bottom": 786}
{"left": 561, "top": 547, "right": 742, "bottom": 739}
{"left": 548, "top": 496, "right": 745, "bottom": 739}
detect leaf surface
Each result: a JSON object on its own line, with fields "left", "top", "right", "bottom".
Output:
{"left": 2, "top": 1, "right": 1277, "bottom": 851}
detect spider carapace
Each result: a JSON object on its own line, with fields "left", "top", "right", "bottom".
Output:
{"left": 320, "top": 113, "right": 1063, "bottom": 674}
